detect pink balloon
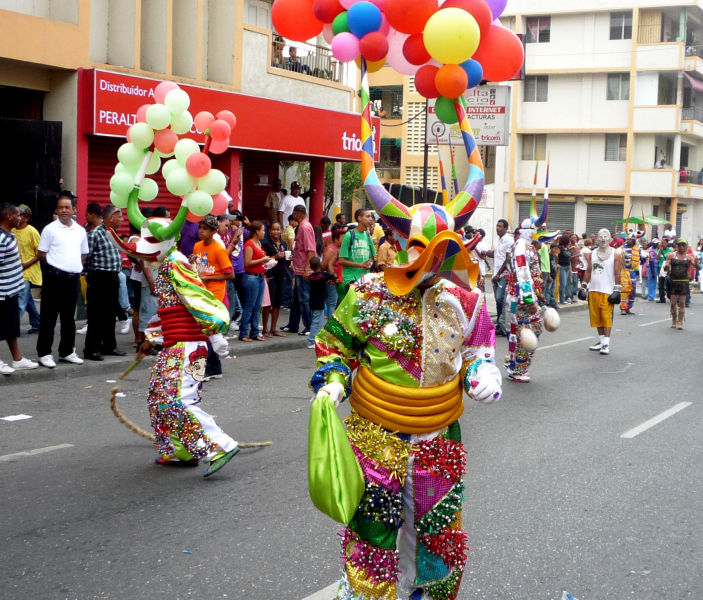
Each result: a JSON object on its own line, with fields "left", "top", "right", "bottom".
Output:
{"left": 216, "top": 110, "right": 237, "bottom": 130}
{"left": 208, "top": 119, "right": 231, "bottom": 142}
{"left": 339, "top": 0, "right": 359, "bottom": 8}
{"left": 136, "top": 104, "right": 149, "bottom": 124}
{"left": 322, "top": 23, "right": 335, "bottom": 44}
{"left": 386, "top": 27, "right": 419, "bottom": 75}
{"left": 332, "top": 32, "right": 361, "bottom": 62}
{"left": 185, "top": 153, "right": 212, "bottom": 178}
{"left": 211, "top": 192, "right": 229, "bottom": 215}
{"left": 153, "top": 128, "right": 179, "bottom": 154}
{"left": 194, "top": 111, "right": 215, "bottom": 134}
{"left": 209, "top": 138, "right": 230, "bottom": 154}
{"left": 377, "top": 13, "right": 389, "bottom": 36}
{"left": 153, "top": 81, "right": 179, "bottom": 104}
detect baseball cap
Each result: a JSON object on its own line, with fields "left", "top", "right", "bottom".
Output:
{"left": 291, "top": 181, "right": 301, "bottom": 189}
{"left": 18, "top": 204, "right": 32, "bottom": 216}
{"left": 201, "top": 215, "right": 219, "bottom": 230}
{"left": 676, "top": 237, "right": 688, "bottom": 245}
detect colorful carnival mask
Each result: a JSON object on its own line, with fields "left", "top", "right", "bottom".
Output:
{"left": 108, "top": 215, "right": 177, "bottom": 262}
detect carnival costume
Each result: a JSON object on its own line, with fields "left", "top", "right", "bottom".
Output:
{"left": 620, "top": 237, "right": 640, "bottom": 314}
{"left": 308, "top": 62, "right": 503, "bottom": 600}
{"left": 667, "top": 239, "right": 693, "bottom": 329}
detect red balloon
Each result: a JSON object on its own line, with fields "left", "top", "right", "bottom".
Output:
{"left": 435, "top": 64, "right": 468, "bottom": 98}
{"left": 185, "top": 152, "right": 212, "bottom": 178}
{"left": 194, "top": 111, "right": 215, "bottom": 133}
{"left": 384, "top": 0, "right": 436, "bottom": 33}
{"left": 472, "top": 23, "right": 524, "bottom": 82}
{"left": 272, "top": 0, "right": 324, "bottom": 42}
{"left": 440, "top": 0, "right": 492, "bottom": 37}
{"left": 209, "top": 138, "right": 230, "bottom": 155}
{"left": 414, "top": 65, "right": 440, "bottom": 98}
{"left": 403, "top": 33, "right": 431, "bottom": 65}
{"left": 208, "top": 119, "right": 231, "bottom": 142}
{"left": 153, "top": 129, "right": 179, "bottom": 154}
{"left": 136, "top": 104, "right": 149, "bottom": 124}
{"left": 211, "top": 192, "right": 229, "bottom": 216}
{"left": 216, "top": 110, "right": 237, "bottom": 130}
{"left": 360, "top": 32, "right": 389, "bottom": 62}
{"left": 313, "top": 0, "right": 343, "bottom": 23}
{"left": 186, "top": 210, "right": 201, "bottom": 223}
{"left": 153, "top": 81, "right": 179, "bottom": 104}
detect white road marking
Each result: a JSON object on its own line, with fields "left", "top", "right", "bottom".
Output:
{"left": 604, "top": 362, "right": 634, "bottom": 374}
{"left": 536, "top": 336, "right": 593, "bottom": 352}
{"left": 639, "top": 318, "right": 671, "bottom": 327}
{"left": 620, "top": 402, "right": 692, "bottom": 439}
{"left": 0, "top": 443, "right": 75, "bottom": 463}
{"left": 1, "top": 414, "right": 32, "bottom": 422}
{"left": 301, "top": 582, "right": 338, "bottom": 600}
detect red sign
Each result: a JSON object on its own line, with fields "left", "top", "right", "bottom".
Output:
{"left": 92, "top": 69, "right": 380, "bottom": 162}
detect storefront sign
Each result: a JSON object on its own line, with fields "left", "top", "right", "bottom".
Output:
{"left": 427, "top": 86, "right": 510, "bottom": 146}
{"left": 90, "top": 69, "right": 380, "bottom": 162}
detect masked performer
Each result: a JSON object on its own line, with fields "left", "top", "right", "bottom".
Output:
{"left": 310, "top": 65, "right": 502, "bottom": 600}
{"left": 619, "top": 234, "right": 640, "bottom": 315}
{"left": 580, "top": 228, "right": 622, "bottom": 355}
{"left": 665, "top": 238, "right": 696, "bottom": 329}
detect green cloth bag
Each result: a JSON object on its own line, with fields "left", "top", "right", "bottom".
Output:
{"left": 308, "top": 393, "right": 364, "bottom": 525}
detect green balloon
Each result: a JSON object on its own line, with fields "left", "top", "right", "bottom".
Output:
{"left": 185, "top": 190, "right": 213, "bottom": 217}
{"left": 114, "top": 162, "right": 136, "bottom": 176}
{"left": 164, "top": 89, "right": 190, "bottom": 113}
{"left": 435, "top": 96, "right": 459, "bottom": 125}
{"left": 129, "top": 122, "right": 154, "bottom": 149}
{"left": 161, "top": 158, "right": 180, "bottom": 180}
{"left": 174, "top": 138, "right": 200, "bottom": 165}
{"left": 197, "top": 168, "right": 226, "bottom": 195}
{"left": 110, "top": 172, "right": 134, "bottom": 197}
{"left": 110, "top": 191, "right": 129, "bottom": 209}
{"left": 138, "top": 177, "right": 159, "bottom": 202}
{"left": 145, "top": 152, "right": 161, "bottom": 175}
{"left": 166, "top": 168, "right": 195, "bottom": 196}
{"left": 117, "top": 142, "right": 145, "bottom": 168}
{"left": 170, "top": 111, "right": 193, "bottom": 135}
{"left": 146, "top": 103, "right": 171, "bottom": 130}
{"left": 332, "top": 11, "right": 350, "bottom": 35}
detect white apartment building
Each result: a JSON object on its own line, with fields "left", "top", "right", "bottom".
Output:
{"left": 499, "top": 0, "right": 703, "bottom": 241}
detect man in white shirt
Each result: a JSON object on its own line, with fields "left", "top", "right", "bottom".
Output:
{"left": 663, "top": 223, "right": 676, "bottom": 242}
{"left": 36, "top": 191, "right": 89, "bottom": 368}
{"left": 277, "top": 181, "right": 315, "bottom": 227}
{"left": 487, "top": 219, "right": 514, "bottom": 336}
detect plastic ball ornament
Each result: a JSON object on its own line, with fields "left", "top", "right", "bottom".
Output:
{"left": 519, "top": 327, "right": 538, "bottom": 351}
{"left": 543, "top": 307, "right": 560, "bottom": 332}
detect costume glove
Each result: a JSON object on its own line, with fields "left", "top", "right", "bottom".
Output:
{"left": 467, "top": 363, "right": 502, "bottom": 403}
{"left": 209, "top": 333, "right": 229, "bottom": 357}
{"left": 315, "top": 381, "right": 345, "bottom": 407}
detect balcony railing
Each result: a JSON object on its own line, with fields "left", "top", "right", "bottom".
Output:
{"left": 271, "top": 40, "right": 347, "bottom": 84}
{"left": 682, "top": 106, "right": 703, "bottom": 122}
{"left": 679, "top": 168, "right": 703, "bottom": 184}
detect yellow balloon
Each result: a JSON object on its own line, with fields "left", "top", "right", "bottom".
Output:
{"left": 355, "top": 57, "right": 386, "bottom": 73}
{"left": 423, "top": 8, "right": 480, "bottom": 65}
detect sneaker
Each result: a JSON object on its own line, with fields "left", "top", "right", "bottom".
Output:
{"left": 59, "top": 351, "right": 84, "bottom": 365}
{"left": 588, "top": 342, "right": 602, "bottom": 352}
{"left": 0, "top": 360, "right": 15, "bottom": 375}
{"left": 38, "top": 354, "right": 56, "bottom": 368}
{"left": 76, "top": 324, "right": 88, "bottom": 335}
{"left": 599, "top": 344, "right": 610, "bottom": 355}
{"left": 281, "top": 325, "right": 294, "bottom": 332}
{"left": 298, "top": 329, "right": 310, "bottom": 336}
{"left": 563, "top": 299, "right": 572, "bottom": 305}
{"left": 11, "top": 357, "right": 39, "bottom": 370}
{"left": 117, "top": 319, "right": 130, "bottom": 335}
{"left": 230, "top": 322, "right": 240, "bottom": 332}
{"left": 307, "top": 342, "right": 315, "bottom": 349}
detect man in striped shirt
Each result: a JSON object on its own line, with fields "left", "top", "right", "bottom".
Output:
{"left": 0, "top": 203, "right": 38, "bottom": 374}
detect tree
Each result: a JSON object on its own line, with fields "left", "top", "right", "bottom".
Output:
{"left": 324, "top": 161, "right": 366, "bottom": 217}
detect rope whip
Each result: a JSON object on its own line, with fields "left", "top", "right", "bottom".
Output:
{"left": 109, "top": 357, "right": 272, "bottom": 449}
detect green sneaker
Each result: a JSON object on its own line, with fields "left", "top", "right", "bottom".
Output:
{"left": 203, "top": 446, "right": 240, "bottom": 478}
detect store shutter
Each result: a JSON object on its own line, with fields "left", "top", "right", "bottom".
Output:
{"left": 676, "top": 206, "right": 684, "bottom": 237}
{"left": 518, "top": 200, "right": 575, "bottom": 232}
{"left": 585, "top": 203, "right": 622, "bottom": 237}
{"left": 241, "top": 150, "right": 279, "bottom": 221}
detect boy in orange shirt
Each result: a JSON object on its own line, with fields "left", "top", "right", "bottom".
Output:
{"left": 192, "top": 215, "right": 234, "bottom": 379}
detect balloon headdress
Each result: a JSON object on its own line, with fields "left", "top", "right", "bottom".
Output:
{"left": 107, "top": 81, "right": 236, "bottom": 261}
{"left": 273, "top": 0, "right": 525, "bottom": 295}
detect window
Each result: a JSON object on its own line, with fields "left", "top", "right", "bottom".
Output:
{"left": 524, "top": 75, "right": 548, "bottom": 102}
{"left": 607, "top": 73, "right": 629, "bottom": 100}
{"left": 526, "top": 16, "right": 550, "bottom": 43}
{"left": 610, "top": 12, "right": 632, "bottom": 40}
{"left": 370, "top": 86, "right": 404, "bottom": 119}
{"left": 605, "top": 134, "right": 626, "bottom": 161}
{"left": 522, "top": 134, "right": 546, "bottom": 160}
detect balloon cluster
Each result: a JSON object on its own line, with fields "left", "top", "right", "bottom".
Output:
{"left": 272, "top": 0, "right": 522, "bottom": 124}
{"left": 109, "top": 81, "right": 237, "bottom": 222}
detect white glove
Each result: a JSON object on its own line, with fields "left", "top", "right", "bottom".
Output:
{"left": 467, "top": 362, "right": 502, "bottom": 403}
{"left": 315, "top": 381, "right": 345, "bottom": 407}
{"left": 209, "top": 333, "right": 229, "bottom": 357}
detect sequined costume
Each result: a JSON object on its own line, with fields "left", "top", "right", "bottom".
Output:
{"left": 619, "top": 243, "right": 639, "bottom": 312}
{"left": 144, "top": 248, "right": 237, "bottom": 462}
{"left": 505, "top": 236, "right": 543, "bottom": 382}
{"left": 311, "top": 273, "right": 500, "bottom": 600}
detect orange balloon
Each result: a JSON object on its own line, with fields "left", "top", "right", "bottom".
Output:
{"left": 434, "top": 64, "right": 468, "bottom": 99}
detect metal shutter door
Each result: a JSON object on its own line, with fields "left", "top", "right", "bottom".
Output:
{"left": 585, "top": 203, "right": 622, "bottom": 236}
{"left": 518, "top": 200, "right": 575, "bottom": 232}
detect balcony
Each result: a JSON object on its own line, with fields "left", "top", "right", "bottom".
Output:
{"left": 271, "top": 36, "right": 348, "bottom": 85}
{"left": 635, "top": 42, "right": 682, "bottom": 70}
{"left": 633, "top": 106, "right": 679, "bottom": 132}
{"left": 630, "top": 168, "right": 676, "bottom": 196}
{"left": 677, "top": 168, "right": 703, "bottom": 199}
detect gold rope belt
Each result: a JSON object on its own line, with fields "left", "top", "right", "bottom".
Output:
{"left": 350, "top": 367, "right": 463, "bottom": 434}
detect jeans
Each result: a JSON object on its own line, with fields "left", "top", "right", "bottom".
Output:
{"left": 226, "top": 279, "right": 239, "bottom": 321}
{"left": 308, "top": 309, "right": 325, "bottom": 345}
{"left": 325, "top": 283, "right": 338, "bottom": 318}
{"left": 568, "top": 272, "right": 579, "bottom": 299}
{"left": 118, "top": 269, "right": 130, "bottom": 313}
{"left": 294, "top": 274, "right": 312, "bottom": 331}
{"left": 558, "top": 266, "right": 571, "bottom": 303}
{"left": 281, "top": 269, "right": 293, "bottom": 308}
{"left": 18, "top": 280, "right": 40, "bottom": 330}
{"left": 543, "top": 273, "right": 556, "bottom": 306}
{"left": 492, "top": 276, "right": 507, "bottom": 331}
{"left": 240, "top": 273, "right": 265, "bottom": 339}
{"left": 647, "top": 275, "right": 657, "bottom": 300}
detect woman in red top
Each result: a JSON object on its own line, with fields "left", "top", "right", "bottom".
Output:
{"left": 240, "top": 221, "right": 269, "bottom": 342}
{"left": 321, "top": 226, "right": 345, "bottom": 314}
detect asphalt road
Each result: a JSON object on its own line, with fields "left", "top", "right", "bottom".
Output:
{"left": 1, "top": 298, "right": 701, "bottom": 600}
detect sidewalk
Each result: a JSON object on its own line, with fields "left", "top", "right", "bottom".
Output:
{"left": 1, "top": 291, "right": 588, "bottom": 386}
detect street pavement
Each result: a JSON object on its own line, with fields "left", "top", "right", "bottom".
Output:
{"left": 1, "top": 295, "right": 700, "bottom": 599}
